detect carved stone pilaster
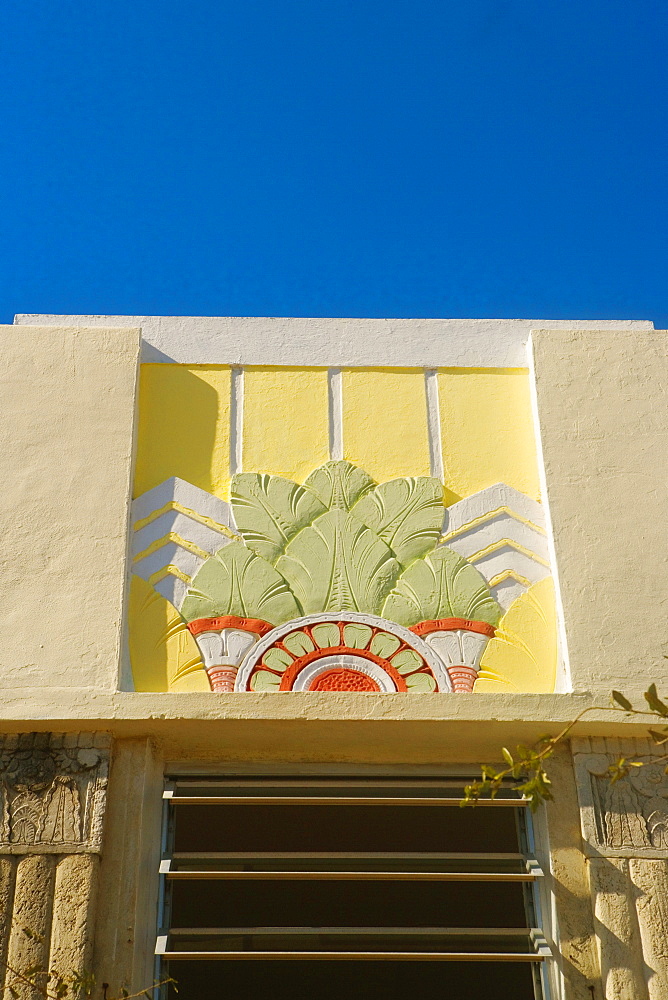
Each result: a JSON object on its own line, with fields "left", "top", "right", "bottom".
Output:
{"left": 573, "top": 738, "right": 668, "bottom": 1000}
{"left": 0, "top": 733, "right": 110, "bottom": 855}
{"left": 572, "top": 737, "right": 668, "bottom": 859}
{"left": 0, "top": 733, "right": 110, "bottom": 996}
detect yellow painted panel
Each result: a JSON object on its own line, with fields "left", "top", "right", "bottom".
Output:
{"left": 128, "top": 576, "right": 210, "bottom": 692}
{"left": 342, "top": 369, "right": 431, "bottom": 482}
{"left": 134, "top": 365, "right": 231, "bottom": 499}
{"left": 243, "top": 368, "right": 329, "bottom": 481}
{"left": 475, "top": 577, "right": 557, "bottom": 693}
{"left": 438, "top": 369, "right": 541, "bottom": 501}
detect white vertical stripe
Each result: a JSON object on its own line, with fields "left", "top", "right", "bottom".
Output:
{"left": 230, "top": 366, "right": 244, "bottom": 475}
{"left": 425, "top": 369, "right": 444, "bottom": 483}
{"left": 328, "top": 367, "right": 343, "bottom": 461}
{"left": 527, "top": 335, "right": 571, "bottom": 694}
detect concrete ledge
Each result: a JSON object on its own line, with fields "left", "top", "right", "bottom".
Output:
{"left": 0, "top": 691, "right": 659, "bottom": 762}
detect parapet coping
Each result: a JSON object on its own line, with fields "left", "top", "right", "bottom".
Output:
{"left": 14, "top": 315, "right": 655, "bottom": 367}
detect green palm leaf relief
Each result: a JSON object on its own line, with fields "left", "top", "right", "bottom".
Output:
{"left": 304, "top": 461, "right": 375, "bottom": 511}
{"left": 276, "top": 509, "right": 400, "bottom": 615}
{"left": 181, "top": 541, "right": 301, "bottom": 625}
{"left": 179, "top": 463, "right": 503, "bottom": 633}
{"left": 231, "top": 472, "right": 326, "bottom": 563}
{"left": 382, "top": 545, "right": 502, "bottom": 628}
{"left": 352, "top": 476, "right": 444, "bottom": 567}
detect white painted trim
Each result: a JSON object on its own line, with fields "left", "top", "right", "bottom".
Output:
{"left": 424, "top": 369, "right": 444, "bottom": 482}
{"left": 527, "top": 334, "right": 571, "bottom": 694}
{"left": 230, "top": 366, "right": 244, "bottom": 475}
{"left": 443, "top": 483, "right": 546, "bottom": 535}
{"left": 131, "top": 476, "right": 232, "bottom": 527}
{"left": 13, "top": 315, "right": 655, "bottom": 367}
{"left": 328, "top": 368, "right": 343, "bottom": 460}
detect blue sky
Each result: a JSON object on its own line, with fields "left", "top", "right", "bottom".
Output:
{"left": 1, "top": 0, "right": 666, "bottom": 325}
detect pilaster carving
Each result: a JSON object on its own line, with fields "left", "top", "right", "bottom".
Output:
{"left": 572, "top": 737, "right": 668, "bottom": 858}
{"left": 0, "top": 733, "right": 110, "bottom": 854}
{"left": 572, "top": 739, "right": 668, "bottom": 1000}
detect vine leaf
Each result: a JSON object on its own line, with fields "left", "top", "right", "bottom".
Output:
{"left": 276, "top": 509, "right": 400, "bottom": 615}
{"left": 612, "top": 690, "right": 634, "bottom": 712}
{"left": 382, "top": 545, "right": 502, "bottom": 627}
{"left": 181, "top": 541, "right": 301, "bottom": 625}
{"left": 353, "top": 476, "right": 443, "bottom": 567}
{"left": 231, "top": 473, "right": 326, "bottom": 563}
{"left": 304, "top": 461, "right": 375, "bottom": 512}
{"left": 644, "top": 684, "right": 668, "bottom": 717}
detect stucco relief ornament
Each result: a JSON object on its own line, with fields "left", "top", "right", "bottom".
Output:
{"left": 582, "top": 754, "right": 668, "bottom": 853}
{"left": 0, "top": 735, "right": 109, "bottom": 852}
{"left": 181, "top": 462, "right": 502, "bottom": 693}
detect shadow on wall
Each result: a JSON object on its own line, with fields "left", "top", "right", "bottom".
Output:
{"left": 134, "top": 365, "right": 221, "bottom": 497}
{"left": 129, "top": 366, "right": 220, "bottom": 691}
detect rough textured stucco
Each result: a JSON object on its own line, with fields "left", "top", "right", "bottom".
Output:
{"left": 134, "top": 363, "right": 231, "bottom": 498}
{"left": 342, "top": 369, "right": 432, "bottom": 480}
{"left": 243, "top": 367, "right": 330, "bottom": 482}
{"left": 3, "top": 320, "right": 668, "bottom": 1000}
{"left": 0, "top": 691, "right": 662, "bottom": 765}
{"left": 0, "top": 325, "right": 140, "bottom": 691}
{"left": 531, "top": 329, "right": 668, "bottom": 694}
{"left": 437, "top": 367, "right": 542, "bottom": 500}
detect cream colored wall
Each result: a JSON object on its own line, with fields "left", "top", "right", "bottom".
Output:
{"left": 2, "top": 320, "right": 667, "bottom": 711}
{"left": 531, "top": 329, "right": 668, "bottom": 696}
{"left": 4, "top": 320, "right": 668, "bottom": 1000}
{"left": 0, "top": 325, "right": 140, "bottom": 691}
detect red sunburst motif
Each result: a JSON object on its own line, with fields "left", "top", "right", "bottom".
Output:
{"left": 308, "top": 668, "right": 381, "bottom": 692}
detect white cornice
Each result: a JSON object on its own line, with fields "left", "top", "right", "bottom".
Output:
{"left": 13, "top": 314, "right": 655, "bottom": 367}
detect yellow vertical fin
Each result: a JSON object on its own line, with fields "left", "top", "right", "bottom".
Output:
{"left": 128, "top": 576, "right": 209, "bottom": 692}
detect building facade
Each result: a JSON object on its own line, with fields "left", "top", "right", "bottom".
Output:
{"left": 1, "top": 315, "right": 667, "bottom": 998}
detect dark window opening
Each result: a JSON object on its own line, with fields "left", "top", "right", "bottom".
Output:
{"left": 158, "top": 775, "right": 549, "bottom": 1000}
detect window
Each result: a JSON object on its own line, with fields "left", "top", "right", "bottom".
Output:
{"left": 157, "top": 773, "right": 550, "bottom": 1000}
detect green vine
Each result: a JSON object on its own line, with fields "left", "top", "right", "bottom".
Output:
{"left": 461, "top": 683, "right": 668, "bottom": 810}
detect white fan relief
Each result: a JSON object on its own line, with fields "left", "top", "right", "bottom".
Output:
{"left": 424, "top": 629, "right": 490, "bottom": 670}
{"left": 193, "top": 631, "right": 224, "bottom": 668}
{"left": 460, "top": 631, "right": 489, "bottom": 670}
{"left": 193, "top": 627, "right": 260, "bottom": 668}
{"left": 223, "top": 628, "right": 259, "bottom": 664}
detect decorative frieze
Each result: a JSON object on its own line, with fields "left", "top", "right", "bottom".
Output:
{"left": 0, "top": 733, "right": 110, "bottom": 854}
{"left": 573, "top": 738, "right": 668, "bottom": 858}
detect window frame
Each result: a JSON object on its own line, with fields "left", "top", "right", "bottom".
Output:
{"left": 156, "top": 767, "right": 554, "bottom": 999}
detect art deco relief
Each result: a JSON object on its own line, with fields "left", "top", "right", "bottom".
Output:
{"left": 0, "top": 733, "right": 110, "bottom": 853}
{"left": 574, "top": 743, "right": 668, "bottom": 857}
{"left": 129, "top": 461, "right": 557, "bottom": 693}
